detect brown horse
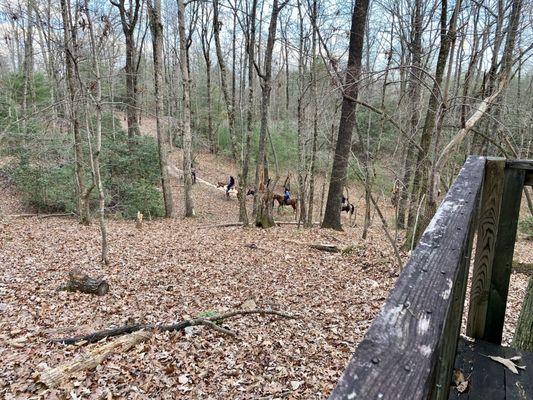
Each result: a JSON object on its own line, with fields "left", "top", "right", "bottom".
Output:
{"left": 273, "top": 193, "right": 297, "bottom": 212}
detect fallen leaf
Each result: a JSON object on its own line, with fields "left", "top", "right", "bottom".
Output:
{"left": 241, "top": 299, "right": 256, "bottom": 311}
{"left": 178, "top": 374, "right": 189, "bottom": 384}
{"left": 290, "top": 380, "right": 303, "bottom": 390}
{"left": 487, "top": 355, "right": 525, "bottom": 374}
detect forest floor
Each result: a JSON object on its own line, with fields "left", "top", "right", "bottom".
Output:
{"left": 0, "top": 116, "right": 531, "bottom": 399}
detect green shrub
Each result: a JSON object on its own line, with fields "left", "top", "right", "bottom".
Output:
{"left": 4, "top": 112, "right": 165, "bottom": 220}
{"left": 115, "top": 180, "right": 164, "bottom": 219}
{"left": 14, "top": 163, "right": 77, "bottom": 213}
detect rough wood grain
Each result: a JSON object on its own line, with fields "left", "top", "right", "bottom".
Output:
{"left": 329, "top": 156, "right": 485, "bottom": 400}
{"left": 57, "top": 269, "right": 109, "bottom": 296}
{"left": 449, "top": 337, "right": 533, "bottom": 400}
{"left": 39, "top": 330, "right": 151, "bottom": 388}
{"left": 467, "top": 158, "right": 506, "bottom": 339}
{"left": 483, "top": 167, "right": 525, "bottom": 343}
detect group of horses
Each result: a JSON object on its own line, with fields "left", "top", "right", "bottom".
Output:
{"left": 215, "top": 180, "right": 356, "bottom": 217}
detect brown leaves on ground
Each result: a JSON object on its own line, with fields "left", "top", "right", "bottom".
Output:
{"left": 0, "top": 143, "right": 531, "bottom": 398}
{"left": 0, "top": 152, "right": 400, "bottom": 398}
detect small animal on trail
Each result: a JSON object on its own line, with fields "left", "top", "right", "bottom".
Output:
{"left": 273, "top": 193, "right": 297, "bottom": 212}
{"left": 216, "top": 181, "right": 226, "bottom": 188}
{"left": 246, "top": 189, "right": 256, "bottom": 196}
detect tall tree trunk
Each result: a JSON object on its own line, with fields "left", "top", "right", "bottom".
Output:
{"left": 213, "top": 0, "right": 249, "bottom": 225}
{"left": 321, "top": 0, "right": 370, "bottom": 230}
{"left": 60, "top": 0, "right": 90, "bottom": 225}
{"left": 254, "top": 0, "right": 287, "bottom": 228}
{"left": 406, "top": 0, "right": 461, "bottom": 245}
{"left": 177, "top": 0, "right": 195, "bottom": 217}
{"left": 147, "top": 0, "right": 175, "bottom": 218}
{"left": 200, "top": 4, "right": 215, "bottom": 154}
{"left": 296, "top": 0, "right": 307, "bottom": 226}
{"left": 306, "top": 0, "right": 318, "bottom": 228}
{"left": 84, "top": 0, "right": 108, "bottom": 264}
{"left": 396, "top": 0, "right": 423, "bottom": 230}
{"left": 244, "top": 0, "right": 258, "bottom": 219}
{"left": 21, "top": 0, "right": 34, "bottom": 131}
{"left": 111, "top": 0, "right": 142, "bottom": 138}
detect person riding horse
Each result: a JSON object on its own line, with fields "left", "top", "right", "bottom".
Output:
{"left": 283, "top": 187, "right": 291, "bottom": 205}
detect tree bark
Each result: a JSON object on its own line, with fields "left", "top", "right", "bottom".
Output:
{"left": 60, "top": 0, "right": 91, "bottom": 225}
{"left": 177, "top": 0, "right": 196, "bottom": 217}
{"left": 406, "top": 0, "right": 461, "bottom": 245}
{"left": 396, "top": 0, "right": 423, "bottom": 229}
{"left": 147, "top": 0, "right": 175, "bottom": 218}
{"left": 57, "top": 269, "right": 110, "bottom": 296}
{"left": 40, "top": 330, "right": 150, "bottom": 388}
{"left": 110, "top": 0, "right": 142, "bottom": 138}
{"left": 254, "top": 0, "right": 287, "bottom": 229}
{"left": 84, "top": 0, "right": 108, "bottom": 264}
{"left": 321, "top": 0, "right": 370, "bottom": 230}
{"left": 213, "top": 0, "right": 248, "bottom": 225}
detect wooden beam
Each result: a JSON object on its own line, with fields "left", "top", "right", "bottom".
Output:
{"left": 483, "top": 167, "right": 525, "bottom": 343}
{"left": 467, "top": 158, "right": 506, "bottom": 339}
{"left": 505, "top": 159, "right": 533, "bottom": 171}
{"left": 524, "top": 170, "right": 532, "bottom": 187}
{"left": 329, "top": 156, "right": 485, "bottom": 400}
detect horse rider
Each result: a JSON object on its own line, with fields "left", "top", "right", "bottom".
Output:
{"left": 283, "top": 186, "right": 291, "bottom": 205}
{"left": 226, "top": 175, "right": 235, "bottom": 197}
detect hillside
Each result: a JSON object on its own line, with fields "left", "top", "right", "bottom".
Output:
{"left": 0, "top": 115, "right": 531, "bottom": 398}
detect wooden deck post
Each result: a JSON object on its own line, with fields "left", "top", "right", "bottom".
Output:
{"left": 467, "top": 158, "right": 525, "bottom": 343}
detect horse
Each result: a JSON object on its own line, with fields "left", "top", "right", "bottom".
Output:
{"left": 273, "top": 193, "right": 297, "bottom": 212}
{"left": 341, "top": 196, "right": 356, "bottom": 226}
{"left": 246, "top": 189, "right": 256, "bottom": 196}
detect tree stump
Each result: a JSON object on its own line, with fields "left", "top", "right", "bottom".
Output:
{"left": 57, "top": 269, "right": 109, "bottom": 296}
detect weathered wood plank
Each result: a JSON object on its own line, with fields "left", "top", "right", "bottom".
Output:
{"left": 467, "top": 158, "right": 506, "bottom": 339}
{"left": 449, "top": 338, "right": 533, "bottom": 400}
{"left": 524, "top": 171, "right": 532, "bottom": 187}
{"left": 329, "top": 156, "right": 485, "bottom": 400}
{"left": 483, "top": 167, "right": 525, "bottom": 343}
{"left": 505, "top": 159, "right": 533, "bottom": 171}
{"left": 502, "top": 345, "right": 533, "bottom": 400}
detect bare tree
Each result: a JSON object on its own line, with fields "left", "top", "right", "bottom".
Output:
{"left": 177, "top": 0, "right": 196, "bottom": 217}
{"left": 60, "top": 0, "right": 91, "bottom": 225}
{"left": 254, "top": 0, "right": 289, "bottom": 228}
{"left": 147, "top": 0, "right": 175, "bottom": 217}
{"left": 321, "top": 0, "right": 370, "bottom": 230}
{"left": 110, "top": 0, "right": 143, "bottom": 138}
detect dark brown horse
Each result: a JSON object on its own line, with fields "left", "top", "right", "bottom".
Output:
{"left": 273, "top": 193, "right": 297, "bottom": 212}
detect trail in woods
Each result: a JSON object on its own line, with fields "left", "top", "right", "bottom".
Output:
{"left": 0, "top": 115, "right": 530, "bottom": 398}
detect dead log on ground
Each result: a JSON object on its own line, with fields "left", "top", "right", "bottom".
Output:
{"left": 51, "top": 308, "right": 295, "bottom": 345}
{"left": 282, "top": 238, "right": 341, "bottom": 253}
{"left": 57, "top": 269, "right": 109, "bottom": 296}
{"left": 309, "top": 243, "right": 340, "bottom": 253}
{"left": 39, "top": 330, "right": 151, "bottom": 388}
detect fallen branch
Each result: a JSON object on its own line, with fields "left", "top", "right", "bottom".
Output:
{"left": 309, "top": 244, "right": 340, "bottom": 253}
{"left": 282, "top": 239, "right": 341, "bottom": 253}
{"left": 198, "top": 221, "right": 320, "bottom": 229}
{"left": 39, "top": 330, "right": 151, "bottom": 388}
{"left": 51, "top": 308, "right": 295, "bottom": 345}
{"left": 7, "top": 212, "right": 75, "bottom": 219}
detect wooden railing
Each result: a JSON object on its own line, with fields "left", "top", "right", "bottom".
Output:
{"left": 329, "top": 156, "right": 533, "bottom": 400}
